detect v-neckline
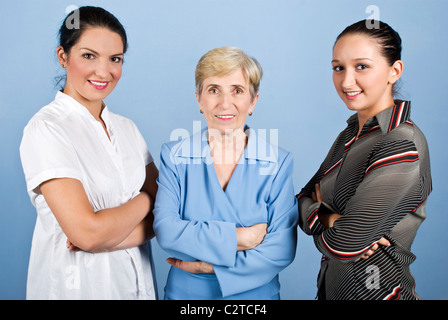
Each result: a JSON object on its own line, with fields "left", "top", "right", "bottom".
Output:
{"left": 207, "top": 146, "right": 246, "bottom": 193}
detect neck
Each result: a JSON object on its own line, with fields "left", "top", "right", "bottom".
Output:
{"left": 208, "top": 127, "right": 247, "bottom": 165}
{"left": 62, "top": 87, "right": 109, "bottom": 140}
{"left": 63, "top": 87, "right": 104, "bottom": 121}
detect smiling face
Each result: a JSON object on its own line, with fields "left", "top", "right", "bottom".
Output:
{"left": 57, "top": 27, "right": 124, "bottom": 111}
{"left": 196, "top": 68, "right": 258, "bottom": 134}
{"left": 332, "top": 33, "right": 402, "bottom": 120}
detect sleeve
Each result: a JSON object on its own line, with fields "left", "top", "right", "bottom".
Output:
{"left": 213, "top": 152, "right": 298, "bottom": 297}
{"left": 19, "top": 120, "right": 82, "bottom": 193}
{"left": 152, "top": 143, "right": 237, "bottom": 267}
{"left": 131, "top": 121, "right": 153, "bottom": 166}
{"left": 313, "top": 139, "right": 423, "bottom": 261}
{"left": 297, "top": 133, "right": 344, "bottom": 236}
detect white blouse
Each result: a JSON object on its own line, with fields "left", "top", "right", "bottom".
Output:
{"left": 20, "top": 91, "right": 156, "bottom": 300}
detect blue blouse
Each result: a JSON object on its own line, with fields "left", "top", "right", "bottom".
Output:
{"left": 153, "top": 127, "right": 298, "bottom": 299}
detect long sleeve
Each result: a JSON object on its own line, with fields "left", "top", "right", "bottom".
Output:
{"left": 298, "top": 102, "right": 432, "bottom": 299}
{"left": 298, "top": 132, "right": 345, "bottom": 236}
{"left": 213, "top": 152, "right": 298, "bottom": 297}
{"left": 312, "top": 139, "right": 424, "bottom": 261}
{"left": 153, "top": 143, "right": 237, "bottom": 267}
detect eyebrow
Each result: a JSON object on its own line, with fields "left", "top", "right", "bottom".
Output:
{"left": 331, "top": 57, "right": 373, "bottom": 63}
{"left": 206, "top": 83, "right": 246, "bottom": 88}
{"left": 80, "top": 47, "right": 124, "bottom": 56}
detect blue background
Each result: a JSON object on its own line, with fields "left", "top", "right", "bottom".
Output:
{"left": 1, "top": 0, "right": 447, "bottom": 300}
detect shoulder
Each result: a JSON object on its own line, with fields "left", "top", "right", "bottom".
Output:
{"left": 25, "top": 97, "right": 73, "bottom": 130}
{"left": 374, "top": 116, "right": 429, "bottom": 158}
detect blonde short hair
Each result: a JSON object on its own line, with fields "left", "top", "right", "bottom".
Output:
{"left": 195, "top": 46, "right": 263, "bottom": 100}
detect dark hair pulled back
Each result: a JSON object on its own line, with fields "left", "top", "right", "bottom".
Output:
{"left": 335, "top": 20, "right": 402, "bottom": 66}
{"left": 58, "top": 6, "right": 128, "bottom": 55}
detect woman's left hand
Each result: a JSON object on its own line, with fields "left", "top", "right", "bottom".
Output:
{"left": 313, "top": 183, "right": 343, "bottom": 228}
{"left": 361, "top": 237, "right": 390, "bottom": 259}
{"left": 67, "top": 239, "right": 80, "bottom": 251}
{"left": 166, "top": 258, "right": 214, "bottom": 274}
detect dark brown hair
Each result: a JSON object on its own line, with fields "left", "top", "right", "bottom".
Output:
{"left": 335, "top": 19, "right": 402, "bottom": 66}
{"left": 59, "top": 6, "right": 128, "bottom": 55}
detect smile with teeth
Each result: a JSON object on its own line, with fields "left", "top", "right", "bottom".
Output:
{"left": 216, "top": 115, "right": 235, "bottom": 119}
{"left": 345, "top": 90, "right": 362, "bottom": 96}
{"left": 88, "top": 80, "right": 109, "bottom": 89}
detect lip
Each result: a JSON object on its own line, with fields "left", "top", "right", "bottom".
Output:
{"left": 344, "top": 90, "right": 363, "bottom": 100}
{"left": 88, "top": 80, "right": 109, "bottom": 90}
{"left": 215, "top": 114, "right": 235, "bottom": 121}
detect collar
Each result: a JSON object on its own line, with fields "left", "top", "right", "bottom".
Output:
{"left": 347, "top": 100, "right": 411, "bottom": 134}
{"left": 171, "top": 126, "right": 278, "bottom": 163}
{"left": 376, "top": 100, "right": 411, "bottom": 133}
{"left": 55, "top": 90, "right": 112, "bottom": 130}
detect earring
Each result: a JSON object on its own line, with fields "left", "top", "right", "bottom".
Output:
{"left": 200, "top": 109, "right": 203, "bottom": 114}
{"left": 249, "top": 111, "right": 253, "bottom": 116}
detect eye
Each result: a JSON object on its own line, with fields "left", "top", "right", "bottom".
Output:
{"left": 356, "top": 64, "right": 369, "bottom": 70}
{"left": 82, "top": 53, "right": 95, "bottom": 60}
{"left": 111, "top": 56, "right": 122, "bottom": 63}
{"left": 234, "top": 88, "right": 244, "bottom": 94}
{"left": 208, "top": 88, "right": 219, "bottom": 94}
{"left": 332, "top": 65, "right": 344, "bottom": 72}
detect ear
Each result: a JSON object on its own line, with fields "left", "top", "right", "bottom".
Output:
{"left": 195, "top": 91, "right": 203, "bottom": 113}
{"left": 250, "top": 93, "right": 259, "bottom": 113}
{"left": 389, "top": 60, "right": 404, "bottom": 85}
{"left": 56, "top": 45, "right": 68, "bottom": 68}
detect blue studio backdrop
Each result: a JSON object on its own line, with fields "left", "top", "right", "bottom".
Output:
{"left": 0, "top": 0, "right": 447, "bottom": 299}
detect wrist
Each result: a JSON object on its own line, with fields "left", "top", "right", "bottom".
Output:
{"left": 236, "top": 227, "right": 247, "bottom": 251}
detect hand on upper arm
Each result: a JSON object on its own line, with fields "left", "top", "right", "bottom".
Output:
{"left": 312, "top": 183, "right": 343, "bottom": 228}
{"left": 236, "top": 223, "right": 268, "bottom": 251}
{"left": 166, "top": 258, "right": 214, "bottom": 274}
{"left": 141, "top": 162, "right": 159, "bottom": 201}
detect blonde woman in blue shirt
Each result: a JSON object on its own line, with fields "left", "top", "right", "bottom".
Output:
{"left": 153, "top": 47, "right": 298, "bottom": 300}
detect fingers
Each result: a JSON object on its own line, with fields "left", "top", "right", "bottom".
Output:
{"left": 255, "top": 223, "right": 268, "bottom": 233}
{"left": 316, "top": 183, "right": 323, "bottom": 202}
{"left": 66, "top": 239, "right": 79, "bottom": 252}
{"left": 361, "top": 237, "right": 391, "bottom": 259}
{"left": 166, "top": 258, "right": 213, "bottom": 274}
{"left": 313, "top": 183, "right": 323, "bottom": 202}
{"left": 255, "top": 223, "right": 268, "bottom": 242}
{"left": 361, "top": 243, "right": 378, "bottom": 259}
{"left": 167, "top": 257, "right": 200, "bottom": 273}
{"left": 377, "top": 237, "right": 391, "bottom": 247}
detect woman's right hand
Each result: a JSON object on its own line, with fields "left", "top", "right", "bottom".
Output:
{"left": 236, "top": 223, "right": 268, "bottom": 251}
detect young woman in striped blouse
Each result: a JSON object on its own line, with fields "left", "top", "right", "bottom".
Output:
{"left": 297, "top": 20, "right": 432, "bottom": 300}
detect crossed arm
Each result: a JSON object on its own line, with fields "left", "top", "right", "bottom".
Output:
{"left": 165, "top": 223, "right": 268, "bottom": 273}
{"left": 299, "top": 140, "right": 422, "bottom": 261}
{"left": 42, "top": 163, "right": 159, "bottom": 253}
{"left": 310, "top": 182, "right": 390, "bottom": 260}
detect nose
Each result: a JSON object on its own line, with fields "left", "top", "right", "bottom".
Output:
{"left": 220, "top": 92, "right": 234, "bottom": 109}
{"left": 341, "top": 69, "right": 356, "bottom": 90}
{"left": 94, "top": 59, "right": 111, "bottom": 79}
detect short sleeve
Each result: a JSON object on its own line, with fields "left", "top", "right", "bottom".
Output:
{"left": 131, "top": 121, "right": 153, "bottom": 166}
{"left": 19, "top": 120, "right": 82, "bottom": 193}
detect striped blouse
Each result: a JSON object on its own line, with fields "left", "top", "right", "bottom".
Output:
{"left": 297, "top": 101, "right": 432, "bottom": 300}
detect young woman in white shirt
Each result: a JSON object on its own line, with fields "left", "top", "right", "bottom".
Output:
{"left": 19, "top": 6, "right": 158, "bottom": 299}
